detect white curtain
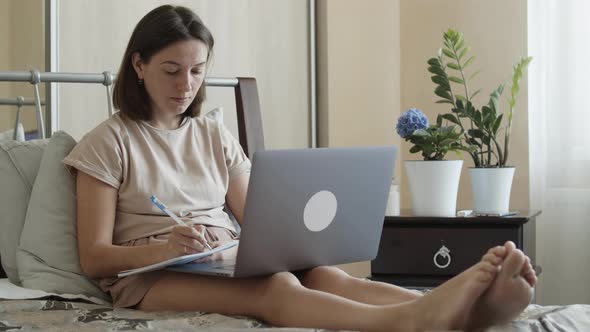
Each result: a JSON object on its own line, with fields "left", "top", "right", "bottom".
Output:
{"left": 529, "top": 0, "right": 590, "bottom": 305}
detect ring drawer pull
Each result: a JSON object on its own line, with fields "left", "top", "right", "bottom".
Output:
{"left": 433, "top": 245, "right": 451, "bottom": 269}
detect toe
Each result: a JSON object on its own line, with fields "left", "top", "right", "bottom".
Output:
{"left": 489, "top": 245, "right": 507, "bottom": 259}
{"left": 504, "top": 241, "right": 516, "bottom": 253}
{"left": 477, "top": 262, "right": 497, "bottom": 282}
{"left": 525, "top": 271, "right": 537, "bottom": 287}
{"left": 501, "top": 249, "right": 526, "bottom": 279}
{"left": 482, "top": 253, "right": 502, "bottom": 266}
{"left": 521, "top": 261, "right": 532, "bottom": 275}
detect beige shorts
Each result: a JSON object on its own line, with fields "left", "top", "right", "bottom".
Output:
{"left": 99, "top": 226, "right": 237, "bottom": 308}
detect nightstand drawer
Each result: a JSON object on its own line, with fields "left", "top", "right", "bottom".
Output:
{"left": 372, "top": 226, "right": 519, "bottom": 276}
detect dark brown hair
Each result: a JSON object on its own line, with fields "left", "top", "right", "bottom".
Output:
{"left": 113, "top": 5, "right": 214, "bottom": 121}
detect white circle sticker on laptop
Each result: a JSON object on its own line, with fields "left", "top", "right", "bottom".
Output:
{"left": 303, "top": 190, "right": 338, "bottom": 232}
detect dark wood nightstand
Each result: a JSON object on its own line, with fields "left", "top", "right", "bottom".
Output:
{"left": 371, "top": 209, "right": 540, "bottom": 288}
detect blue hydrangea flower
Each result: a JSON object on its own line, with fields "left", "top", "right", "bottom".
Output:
{"left": 396, "top": 108, "right": 429, "bottom": 138}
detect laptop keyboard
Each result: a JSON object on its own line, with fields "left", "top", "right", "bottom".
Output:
{"left": 206, "top": 259, "right": 236, "bottom": 270}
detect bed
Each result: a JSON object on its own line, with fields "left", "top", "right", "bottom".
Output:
{"left": 1, "top": 72, "right": 589, "bottom": 331}
{"left": 1, "top": 279, "right": 589, "bottom": 332}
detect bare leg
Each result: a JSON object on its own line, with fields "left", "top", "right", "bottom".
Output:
{"left": 299, "top": 245, "right": 508, "bottom": 305}
{"left": 137, "top": 261, "right": 499, "bottom": 331}
{"left": 300, "top": 266, "right": 421, "bottom": 305}
{"left": 300, "top": 243, "right": 533, "bottom": 330}
{"left": 138, "top": 271, "right": 393, "bottom": 331}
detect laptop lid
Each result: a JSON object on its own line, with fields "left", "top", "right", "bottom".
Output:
{"left": 233, "top": 146, "right": 397, "bottom": 278}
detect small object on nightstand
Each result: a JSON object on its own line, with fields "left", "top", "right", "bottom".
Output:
{"left": 456, "top": 210, "right": 473, "bottom": 217}
{"left": 476, "top": 211, "right": 519, "bottom": 217}
{"left": 384, "top": 181, "right": 400, "bottom": 216}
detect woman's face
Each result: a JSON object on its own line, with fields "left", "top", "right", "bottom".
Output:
{"left": 132, "top": 39, "right": 208, "bottom": 121}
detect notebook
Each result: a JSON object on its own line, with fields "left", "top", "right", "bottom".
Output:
{"left": 117, "top": 241, "right": 238, "bottom": 277}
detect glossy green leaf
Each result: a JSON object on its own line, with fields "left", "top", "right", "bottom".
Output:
{"left": 442, "top": 48, "right": 455, "bottom": 58}
{"left": 413, "top": 129, "right": 431, "bottom": 137}
{"left": 409, "top": 145, "right": 422, "bottom": 153}
{"left": 468, "top": 129, "right": 484, "bottom": 138}
{"left": 493, "top": 114, "right": 503, "bottom": 134}
{"left": 463, "top": 56, "right": 476, "bottom": 68}
{"left": 441, "top": 113, "right": 460, "bottom": 125}
{"left": 427, "top": 58, "right": 441, "bottom": 66}
{"left": 428, "top": 66, "right": 446, "bottom": 76}
{"left": 435, "top": 87, "right": 452, "bottom": 100}
{"left": 431, "top": 75, "right": 450, "bottom": 89}
{"left": 449, "top": 76, "right": 464, "bottom": 84}
{"left": 469, "top": 69, "right": 481, "bottom": 80}
{"left": 458, "top": 46, "right": 470, "bottom": 60}
{"left": 436, "top": 99, "right": 455, "bottom": 104}
{"left": 447, "top": 62, "right": 460, "bottom": 70}
{"left": 470, "top": 89, "right": 482, "bottom": 99}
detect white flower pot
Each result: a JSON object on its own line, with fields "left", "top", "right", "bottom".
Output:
{"left": 404, "top": 160, "right": 463, "bottom": 217}
{"left": 469, "top": 167, "right": 515, "bottom": 215}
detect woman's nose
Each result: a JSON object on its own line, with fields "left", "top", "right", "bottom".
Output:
{"left": 176, "top": 73, "right": 191, "bottom": 92}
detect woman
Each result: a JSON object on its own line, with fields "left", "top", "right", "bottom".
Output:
{"left": 64, "top": 5, "right": 537, "bottom": 331}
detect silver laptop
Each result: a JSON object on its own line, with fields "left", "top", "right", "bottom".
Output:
{"left": 167, "top": 146, "right": 397, "bottom": 278}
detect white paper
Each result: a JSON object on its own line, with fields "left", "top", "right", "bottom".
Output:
{"left": 117, "top": 240, "right": 239, "bottom": 278}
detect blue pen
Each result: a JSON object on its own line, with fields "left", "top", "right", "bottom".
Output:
{"left": 150, "top": 195, "right": 212, "bottom": 250}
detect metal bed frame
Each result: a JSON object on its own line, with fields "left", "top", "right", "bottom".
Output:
{"left": 0, "top": 70, "right": 264, "bottom": 158}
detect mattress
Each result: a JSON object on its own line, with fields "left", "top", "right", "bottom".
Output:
{"left": 1, "top": 279, "right": 589, "bottom": 331}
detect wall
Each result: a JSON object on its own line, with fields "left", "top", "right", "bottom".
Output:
{"left": 56, "top": 0, "right": 310, "bottom": 149}
{"left": 0, "top": 0, "right": 45, "bottom": 134}
{"left": 317, "top": 0, "right": 401, "bottom": 277}
{"left": 400, "top": 0, "right": 529, "bottom": 212}
{"left": 0, "top": 1, "right": 12, "bottom": 130}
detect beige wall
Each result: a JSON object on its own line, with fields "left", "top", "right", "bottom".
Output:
{"left": 317, "top": 0, "right": 401, "bottom": 277}
{"left": 57, "top": 0, "right": 310, "bottom": 149}
{"left": 400, "top": 0, "right": 529, "bottom": 211}
{"left": 0, "top": 0, "right": 45, "bottom": 134}
{"left": 0, "top": 1, "right": 12, "bottom": 131}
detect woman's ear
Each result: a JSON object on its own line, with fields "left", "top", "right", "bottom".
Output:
{"left": 131, "top": 52, "right": 144, "bottom": 79}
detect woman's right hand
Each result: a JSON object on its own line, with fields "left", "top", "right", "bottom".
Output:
{"left": 164, "top": 224, "right": 210, "bottom": 259}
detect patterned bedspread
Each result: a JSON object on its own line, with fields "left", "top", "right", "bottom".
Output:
{"left": 1, "top": 298, "right": 589, "bottom": 331}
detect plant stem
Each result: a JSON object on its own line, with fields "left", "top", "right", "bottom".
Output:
{"left": 503, "top": 106, "right": 514, "bottom": 167}
{"left": 491, "top": 136, "right": 504, "bottom": 167}
{"left": 449, "top": 36, "right": 481, "bottom": 166}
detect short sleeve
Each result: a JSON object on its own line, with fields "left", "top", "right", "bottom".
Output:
{"left": 63, "top": 124, "right": 124, "bottom": 189}
{"left": 219, "top": 123, "right": 251, "bottom": 179}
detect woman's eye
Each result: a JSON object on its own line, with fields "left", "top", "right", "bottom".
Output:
{"left": 165, "top": 70, "right": 177, "bottom": 75}
{"left": 192, "top": 70, "right": 204, "bottom": 75}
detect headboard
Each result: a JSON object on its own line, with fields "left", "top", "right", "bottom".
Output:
{"left": 218, "top": 77, "right": 265, "bottom": 159}
{"left": 0, "top": 76, "right": 265, "bottom": 279}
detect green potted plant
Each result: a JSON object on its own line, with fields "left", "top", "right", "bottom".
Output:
{"left": 428, "top": 28, "right": 532, "bottom": 214}
{"left": 396, "top": 107, "right": 472, "bottom": 217}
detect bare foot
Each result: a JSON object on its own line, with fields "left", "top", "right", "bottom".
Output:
{"left": 400, "top": 260, "right": 498, "bottom": 331}
{"left": 521, "top": 256, "right": 537, "bottom": 287}
{"left": 467, "top": 242, "right": 534, "bottom": 330}
{"left": 502, "top": 241, "right": 537, "bottom": 287}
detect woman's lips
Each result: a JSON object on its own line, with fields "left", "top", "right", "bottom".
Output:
{"left": 171, "top": 97, "right": 189, "bottom": 104}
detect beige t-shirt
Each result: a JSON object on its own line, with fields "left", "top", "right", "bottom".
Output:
{"left": 64, "top": 112, "right": 251, "bottom": 245}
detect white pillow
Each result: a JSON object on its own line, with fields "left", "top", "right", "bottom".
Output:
{"left": 16, "top": 131, "right": 109, "bottom": 301}
{"left": 0, "top": 139, "right": 48, "bottom": 284}
{"left": 0, "top": 123, "right": 26, "bottom": 142}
